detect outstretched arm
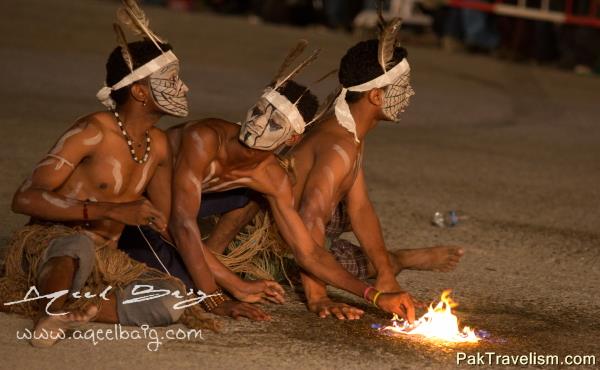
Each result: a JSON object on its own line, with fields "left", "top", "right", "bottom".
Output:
{"left": 346, "top": 167, "right": 399, "bottom": 290}
{"left": 169, "top": 126, "right": 283, "bottom": 307}
{"left": 169, "top": 126, "right": 220, "bottom": 294}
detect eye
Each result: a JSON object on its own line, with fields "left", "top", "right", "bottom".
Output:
{"left": 268, "top": 120, "right": 282, "bottom": 131}
{"left": 252, "top": 106, "right": 262, "bottom": 116}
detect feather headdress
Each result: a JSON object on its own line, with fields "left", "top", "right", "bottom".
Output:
{"left": 113, "top": 23, "right": 134, "bottom": 72}
{"left": 376, "top": 0, "right": 403, "bottom": 72}
{"left": 271, "top": 39, "right": 321, "bottom": 92}
{"left": 116, "top": 0, "right": 166, "bottom": 51}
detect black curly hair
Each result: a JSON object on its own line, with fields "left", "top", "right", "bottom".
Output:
{"left": 338, "top": 39, "right": 408, "bottom": 103}
{"left": 105, "top": 40, "right": 173, "bottom": 106}
{"left": 276, "top": 80, "right": 319, "bottom": 123}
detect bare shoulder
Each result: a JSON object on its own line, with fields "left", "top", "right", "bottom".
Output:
{"left": 148, "top": 127, "right": 170, "bottom": 162}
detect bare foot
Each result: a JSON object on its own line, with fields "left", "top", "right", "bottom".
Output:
{"left": 31, "top": 305, "right": 98, "bottom": 348}
{"left": 392, "top": 246, "right": 464, "bottom": 272}
{"left": 307, "top": 297, "right": 364, "bottom": 320}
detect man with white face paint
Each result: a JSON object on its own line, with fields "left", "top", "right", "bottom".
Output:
{"left": 1, "top": 1, "right": 220, "bottom": 348}
{"left": 122, "top": 41, "right": 427, "bottom": 323}
{"left": 279, "top": 20, "right": 465, "bottom": 320}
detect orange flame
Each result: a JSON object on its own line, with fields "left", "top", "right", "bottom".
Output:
{"left": 382, "top": 290, "right": 479, "bottom": 343}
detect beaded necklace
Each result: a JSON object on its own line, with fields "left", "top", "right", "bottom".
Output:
{"left": 113, "top": 110, "right": 151, "bottom": 164}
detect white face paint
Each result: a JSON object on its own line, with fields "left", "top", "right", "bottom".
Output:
{"left": 42, "top": 192, "right": 75, "bottom": 208}
{"left": 239, "top": 97, "right": 294, "bottom": 151}
{"left": 134, "top": 157, "right": 154, "bottom": 194}
{"left": 108, "top": 157, "right": 123, "bottom": 194}
{"left": 149, "top": 62, "right": 189, "bottom": 117}
{"left": 50, "top": 127, "right": 83, "bottom": 154}
{"left": 382, "top": 71, "right": 415, "bottom": 122}
{"left": 83, "top": 131, "right": 103, "bottom": 146}
{"left": 332, "top": 144, "right": 351, "bottom": 171}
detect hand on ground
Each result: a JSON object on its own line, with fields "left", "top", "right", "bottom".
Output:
{"left": 307, "top": 297, "right": 364, "bottom": 320}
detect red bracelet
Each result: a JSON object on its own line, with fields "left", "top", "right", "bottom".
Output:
{"left": 363, "top": 286, "right": 376, "bottom": 302}
{"left": 83, "top": 201, "right": 89, "bottom": 221}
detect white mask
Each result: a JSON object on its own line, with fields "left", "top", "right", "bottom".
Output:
{"left": 148, "top": 61, "right": 189, "bottom": 117}
{"left": 381, "top": 70, "right": 415, "bottom": 122}
{"left": 239, "top": 97, "right": 295, "bottom": 151}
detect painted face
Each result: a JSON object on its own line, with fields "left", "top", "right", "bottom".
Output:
{"left": 148, "top": 62, "right": 189, "bottom": 117}
{"left": 381, "top": 71, "right": 415, "bottom": 122}
{"left": 239, "top": 97, "right": 294, "bottom": 151}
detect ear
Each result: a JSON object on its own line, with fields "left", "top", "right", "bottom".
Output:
{"left": 130, "top": 81, "right": 150, "bottom": 104}
{"left": 284, "top": 133, "right": 302, "bottom": 146}
{"left": 367, "top": 88, "right": 384, "bottom": 107}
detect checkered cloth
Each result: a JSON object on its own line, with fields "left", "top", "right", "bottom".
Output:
{"left": 326, "top": 201, "right": 369, "bottom": 280}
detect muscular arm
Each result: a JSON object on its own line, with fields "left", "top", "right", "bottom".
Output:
{"left": 204, "top": 200, "right": 260, "bottom": 254}
{"left": 259, "top": 163, "right": 370, "bottom": 298}
{"left": 145, "top": 131, "right": 173, "bottom": 238}
{"left": 346, "top": 167, "right": 397, "bottom": 284}
{"left": 12, "top": 119, "right": 115, "bottom": 221}
{"left": 169, "top": 126, "right": 220, "bottom": 293}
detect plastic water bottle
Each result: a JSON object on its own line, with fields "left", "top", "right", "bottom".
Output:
{"left": 432, "top": 210, "right": 468, "bottom": 227}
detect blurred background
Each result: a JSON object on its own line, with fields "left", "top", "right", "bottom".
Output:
{"left": 143, "top": 0, "right": 600, "bottom": 76}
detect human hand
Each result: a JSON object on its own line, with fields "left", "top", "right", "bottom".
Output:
{"left": 107, "top": 198, "right": 167, "bottom": 232}
{"left": 211, "top": 300, "right": 272, "bottom": 321}
{"left": 375, "top": 291, "right": 422, "bottom": 324}
{"left": 234, "top": 280, "right": 286, "bottom": 304}
{"left": 307, "top": 297, "right": 364, "bottom": 320}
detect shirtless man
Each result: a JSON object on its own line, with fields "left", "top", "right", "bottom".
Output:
{"left": 288, "top": 36, "right": 465, "bottom": 320}
{"left": 0, "top": 12, "right": 253, "bottom": 345}
{"left": 162, "top": 43, "right": 421, "bottom": 321}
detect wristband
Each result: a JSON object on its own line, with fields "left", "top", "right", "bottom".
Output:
{"left": 200, "top": 288, "right": 230, "bottom": 313}
{"left": 363, "top": 286, "right": 376, "bottom": 302}
{"left": 372, "top": 290, "right": 383, "bottom": 308}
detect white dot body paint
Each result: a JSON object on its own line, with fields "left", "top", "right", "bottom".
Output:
{"left": 83, "top": 131, "right": 103, "bottom": 146}
{"left": 20, "top": 178, "right": 33, "bottom": 193}
{"left": 65, "top": 181, "right": 83, "bottom": 198}
{"left": 134, "top": 157, "right": 154, "bottom": 194}
{"left": 50, "top": 127, "right": 84, "bottom": 154}
{"left": 88, "top": 196, "right": 98, "bottom": 202}
{"left": 332, "top": 144, "right": 351, "bottom": 171}
{"left": 108, "top": 157, "right": 123, "bottom": 194}
{"left": 42, "top": 192, "right": 74, "bottom": 209}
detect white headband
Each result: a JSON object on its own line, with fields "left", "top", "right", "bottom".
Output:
{"left": 96, "top": 50, "right": 178, "bottom": 109}
{"left": 262, "top": 88, "right": 306, "bottom": 134}
{"left": 334, "top": 58, "right": 410, "bottom": 143}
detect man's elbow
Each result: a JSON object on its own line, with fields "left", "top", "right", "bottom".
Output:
{"left": 11, "top": 193, "right": 27, "bottom": 215}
